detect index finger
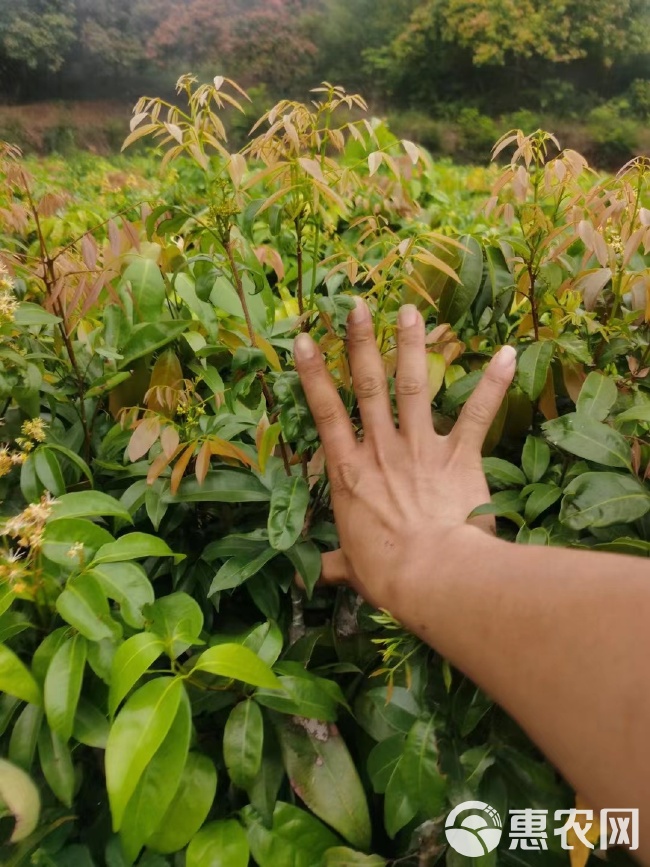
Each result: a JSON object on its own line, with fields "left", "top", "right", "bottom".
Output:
{"left": 294, "top": 332, "right": 358, "bottom": 464}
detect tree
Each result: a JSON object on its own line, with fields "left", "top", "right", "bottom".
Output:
{"left": 0, "top": 0, "right": 77, "bottom": 96}
{"left": 308, "top": 0, "right": 419, "bottom": 96}
{"left": 146, "top": 0, "right": 318, "bottom": 93}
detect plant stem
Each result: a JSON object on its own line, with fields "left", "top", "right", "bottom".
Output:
{"left": 224, "top": 236, "right": 257, "bottom": 346}
{"left": 223, "top": 231, "right": 292, "bottom": 476}
{"left": 20, "top": 171, "right": 91, "bottom": 456}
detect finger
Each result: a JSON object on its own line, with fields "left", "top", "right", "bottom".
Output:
{"left": 395, "top": 304, "right": 432, "bottom": 443}
{"left": 293, "top": 549, "right": 352, "bottom": 591}
{"left": 294, "top": 332, "right": 357, "bottom": 464}
{"left": 452, "top": 346, "right": 517, "bottom": 451}
{"left": 347, "top": 298, "right": 394, "bottom": 440}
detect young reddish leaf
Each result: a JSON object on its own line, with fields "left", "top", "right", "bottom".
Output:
{"left": 160, "top": 426, "right": 180, "bottom": 459}
{"left": 128, "top": 417, "right": 160, "bottom": 463}
{"left": 209, "top": 438, "right": 255, "bottom": 468}
{"left": 171, "top": 442, "right": 197, "bottom": 495}
{"left": 195, "top": 441, "right": 211, "bottom": 484}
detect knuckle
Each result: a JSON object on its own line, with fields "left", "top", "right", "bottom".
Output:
{"left": 354, "top": 373, "right": 387, "bottom": 400}
{"left": 398, "top": 325, "right": 421, "bottom": 346}
{"left": 316, "top": 403, "right": 344, "bottom": 428}
{"left": 347, "top": 327, "right": 374, "bottom": 349}
{"left": 461, "top": 399, "right": 493, "bottom": 429}
{"left": 330, "top": 461, "right": 360, "bottom": 496}
{"left": 396, "top": 376, "right": 425, "bottom": 397}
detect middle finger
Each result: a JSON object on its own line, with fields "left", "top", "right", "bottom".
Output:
{"left": 347, "top": 299, "right": 394, "bottom": 440}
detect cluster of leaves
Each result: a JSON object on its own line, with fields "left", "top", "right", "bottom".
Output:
{"left": 0, "top": 75, "right": 648, "bottom": 867}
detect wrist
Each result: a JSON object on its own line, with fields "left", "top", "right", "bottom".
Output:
{"left": 389, "top": 524, "right": 508, "bottom": 638}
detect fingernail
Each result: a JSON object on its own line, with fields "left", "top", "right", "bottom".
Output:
{"left": 349, "top": 297, "right": 369, "bottom": 324}
{"left": 398, "top": 304, "right": 418, "bottom": 327}
{"left": 294, "top": 332, "right": 316, "bottom": 360}
{"left": 494, "top": 345, "right": 517, "bottom": 371}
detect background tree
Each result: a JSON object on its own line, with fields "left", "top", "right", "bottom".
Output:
{"left": 0, "top": 0, "right": 77, "bottom": 98}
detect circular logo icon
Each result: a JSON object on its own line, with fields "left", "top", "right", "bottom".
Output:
{"left": 445, "top": 800, "right": 503, "bottom": 857}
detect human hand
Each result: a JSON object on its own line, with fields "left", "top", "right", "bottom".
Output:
{"left": 293, "top": 300, "right": 517, "bottom": 612}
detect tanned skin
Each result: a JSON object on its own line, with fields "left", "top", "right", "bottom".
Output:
{"left": 293, "top": 299, "right": 650, "bottom": 862}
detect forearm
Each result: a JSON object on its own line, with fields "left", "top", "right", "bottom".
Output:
{"left": 393, "top": 528, "right": 650, "bottom": 855}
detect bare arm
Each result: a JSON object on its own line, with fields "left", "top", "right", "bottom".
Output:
{"left": 294, "top": 300, "right": 650, "bottom": 860}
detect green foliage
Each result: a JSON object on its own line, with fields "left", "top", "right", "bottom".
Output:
{"left": 0, "top": 78, "right": 649, "bottom": 866}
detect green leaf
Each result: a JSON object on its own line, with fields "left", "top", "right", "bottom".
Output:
{"left": 224, "top": 699, "right": 264, "bottom": 789}
{"left": 268, "top": 475, "right": 310, "bottom": 551}
{"left": 560, "top": 472, "right": 650, "bottom": 530}
{"left": 120, "top": 320, "right": 188, "bottom": 368}
{"left": 355, "top": 687, "right": 420, "bottom": 741}
{"left": 20, "top": 453, "right": 42, "bottom": 502}
{"left": 285, "top": 540, "right": 322, "bottom": 598}
{"left": 255, "top": 665, "right": 346, "bottom": 722}
{"left": 469, "top": 501, "right": 525, "bottom": 527}
{"left": 400, "top": 716, "right": 446, "bottom": 815}
{"left": 543, "top": 413, "right": 631, "bottom": 468}
{"left": 44, "top": 634, "right": 86, "bottom": 741}
{"left": 482, "top": 458, "right": 526, "bottom": 489}
{"left": 109, "top": 633, "right": 166, "bottom": 717}
{"left": 614, "top": 404, "right": 650, "bottom": 425}
{"left": 145, "top": 483, "right": 168, "bottom": 531}
{"left": 517, "top": 526, "right": 550, "bottom": 545}
{"left": 0, "top": 694, "right": 20, "bottom": 737}
{"left": 38, "top": 726, "right": 74, "bottom": 807}
{"left": 279, "top": 717, "right": 371, "bottom": 850}
{"left": 517, "top": 341, "right": 554, "bottom": 401}
{"left": 73, "top": 698, "right": 110, "bottom": 749}
{"left": 0, "top": 583, "right": 14, "bottom": 618}
{"left": 147, "top": 592, "right": 204, "bottom": 658}
{"left": 44, "top": 444, "right": 94, "bottom": 486}
{"left": 209, "top": 547, "right": 278, "bottom": 594}
{"left": 163, "top": 468, "right": 270, "bottom": 503}
{"left": 438, "top": 235, "right": 483, "bottom": 325}
{"left": 34, "top": 447, "right": 65, "bottom": 497}
{"left": 384, "top": 760, "right": 417, "bottom": 839}
{"left": 122, "top": 257, "right": 166, "bottom": 322}
{"left": 193, "top": 644, "right": 282, "bottom": 690}
{"left": 243, "top": 802, "right": 339, "bottom": 867}
{"left": 247, "top": 721, "right": 285, "bottom": 825}
{"left": 243, "top": 620, "right": 284, "bottom": 667}
{"left": 442, "top": 370, "right": 483, "bottom": 412}
{"left": 324, "top": 849, "right": 387, "bottom": 866}
{"left": 576, "top": 371, "right": 618, "bottom": 421}
{"left": 0, "top": 644, "right": 42, "bottom": 706}
{"left": 186, "top": 820, "right": 249, "bottom": 867}
{"left": 43, "top": 518, "right": 114, "bottom": 567}
{"left": 89, "top": 562, "right": 155, "bottom": 629}
{"left": 56, "top": 573, "right": 121, "bottom": 642}
{"left": 522, "top": 436, "right": 551, "bottom": 483}
{"left": 9, "top": 704, "right": 43, "bottom": 771}
{"left": 93, "top": 532, "right": 182, "bottom": 565}
{"left": 0, "top": 758, "right": 41, "bottom": 842}
{"left": 14, "top": 301, "right": 61, "bottom": 327}
{"left": 147, "top": 753, "right": 218, "bottom": 854}
{"left": 367, "top": 734, "right": 404, "bottom": 794}
{"left": 524, "top": 484, "right": 562, "bottom": 523}
{"left": 49, "top": 492, "right": 132, "bottom": 524}
{"left": 32, "top": 627, "right": 69, "bottom": 685}
{"left": 105, "top": 676, "right": 184, "bottom": 830}
{"left": 119, "top": 690, "right": 192, "bottom": 862}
